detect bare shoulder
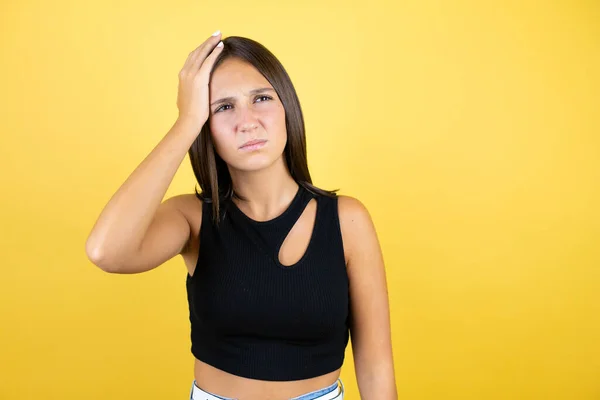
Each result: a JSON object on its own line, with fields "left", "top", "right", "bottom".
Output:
{"left": 336, "top": 195, "right": 378, "bottom": 263}
{"left": 337, "top": 195, "right": 371, "bottom": 221}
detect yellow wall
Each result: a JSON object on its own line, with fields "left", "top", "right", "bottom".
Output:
{"left": 1, "top": 0, "right": 598, "bottom": 398}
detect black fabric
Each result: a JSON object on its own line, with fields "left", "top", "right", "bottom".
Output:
{"left": 186, "top": 185, "right": 351, "bottom": 381}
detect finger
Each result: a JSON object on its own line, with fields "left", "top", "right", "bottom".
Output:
{"left": 189, "top": 34, "right": 223, "bottom": 72}
{"left": 185, "top": 32, "right": 221, "bottom": 71}
{"left": 182, "top": 31, "right": 222, "bottom": 72}
{"left": 182, "top": 50, "right": 198, "bottom": 72}
{"left": 197, "top": 40, "right": 224, "bottom": 79}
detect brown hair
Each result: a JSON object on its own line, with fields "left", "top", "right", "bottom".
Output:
{"left": 188, "top": 36, "right": 337, "bottom": 224}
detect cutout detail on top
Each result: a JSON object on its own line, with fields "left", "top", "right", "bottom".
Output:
{"left": 277, "top": 198, "right": 317, "bottom": 267}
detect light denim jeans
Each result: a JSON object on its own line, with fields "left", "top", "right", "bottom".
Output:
{"left": 189, "top": 378, "right": 344, "bottom": 400}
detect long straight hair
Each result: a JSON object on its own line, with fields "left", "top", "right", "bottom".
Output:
{"left": 188, "top": 36, "right": 337, "bottom": 224}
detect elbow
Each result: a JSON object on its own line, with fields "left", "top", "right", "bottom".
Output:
{"left": 85, "top": 237, "right": 123, "bottom": 274}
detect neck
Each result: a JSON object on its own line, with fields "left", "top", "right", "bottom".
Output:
{"left": 228, "top": 156, "right": 300, "bottom": 221}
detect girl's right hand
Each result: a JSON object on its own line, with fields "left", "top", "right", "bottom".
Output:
{"left": 176, "top": 30, "right": 224, "bottom": 131}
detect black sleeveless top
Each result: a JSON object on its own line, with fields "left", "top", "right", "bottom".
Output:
{"left": 186, "top": 185, "right": 351, "bottom": 381}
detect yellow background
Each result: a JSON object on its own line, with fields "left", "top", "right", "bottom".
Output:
{"left": 1, "top": 0, "right": 598, "bottom": 398}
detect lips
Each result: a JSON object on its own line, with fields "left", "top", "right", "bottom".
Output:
{"left": 239, "top": 139, "right": 267, "bottom": 149}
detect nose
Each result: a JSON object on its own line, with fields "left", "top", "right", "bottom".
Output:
{"left": 236, "top": 106, "right": 258, "bottom": 133}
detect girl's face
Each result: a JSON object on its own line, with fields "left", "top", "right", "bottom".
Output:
{"left": 208, "top": 57, "right": 287, "bottom": 172}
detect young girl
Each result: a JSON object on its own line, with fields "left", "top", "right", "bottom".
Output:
{"left": 86, "top": 31, "right": 397, "bottom": 400}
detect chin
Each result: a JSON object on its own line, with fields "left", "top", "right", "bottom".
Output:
{"left": 229, "top": 155, "right": 276, "bottom": 172}
{"left": 228, "top": 151, "right": 285, "bottom": 173}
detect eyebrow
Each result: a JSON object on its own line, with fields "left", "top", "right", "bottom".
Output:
{"left": 210, "top": 87, "right": 276, "bottom": 107}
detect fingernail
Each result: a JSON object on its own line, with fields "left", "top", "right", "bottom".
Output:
{"left": 217, "top": 41, "right": 223, "bottom": 48}
{"left": 212, "top": 30, "right": 221, "bottom": 36}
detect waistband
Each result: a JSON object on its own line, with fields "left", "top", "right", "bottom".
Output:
{"left": 190, "top": 378, "right": 344, "bottom": 400}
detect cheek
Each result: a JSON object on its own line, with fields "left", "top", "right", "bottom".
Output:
{"left": 208, "top": 120, "right": 233, "bottom": 156}
{"left": 262, "top": 104, "right": 287, "bottom": 137}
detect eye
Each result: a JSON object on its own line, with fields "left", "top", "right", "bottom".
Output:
{"left": 255, "top": 95, "right": 272, "bottom": 103}
{"left": 214, "top": 104, "right": 232, "bottom": 113}
{"left": 214, "top": 95, "right": 272, "bottom": 114}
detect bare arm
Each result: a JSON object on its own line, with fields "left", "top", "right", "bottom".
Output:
{"left": 338, "top": 196, "right": 398, "bottom": 400}
{"left": 85, "top": 120, "right": 199, "bottom": 273}
{"left": 85, "top": 31, "right": 224, "bottom": 274}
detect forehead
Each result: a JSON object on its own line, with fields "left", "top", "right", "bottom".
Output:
{"left": 210, "top": 57, "right": 272, "bottom": 95}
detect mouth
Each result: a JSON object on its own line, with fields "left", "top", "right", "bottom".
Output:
{"left": 239, "top": 139, "right": 268, "bottom": 151}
